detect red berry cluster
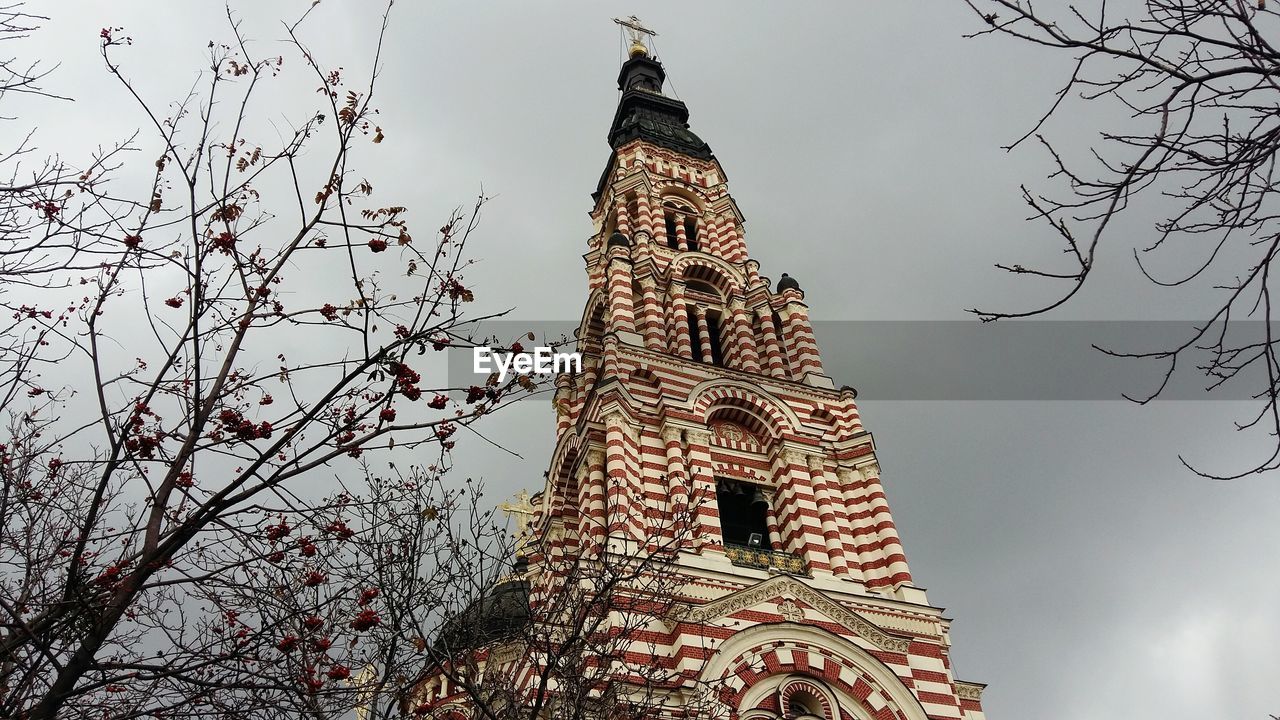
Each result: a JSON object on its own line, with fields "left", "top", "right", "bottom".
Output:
{"left": 389, "top": 362, "right": 422, "bottom": 401}
{"left": 349, "top": 608, "right": 381, "bottom": 631}
{"left": 211, "top": 408, "right": 273, "bottom": 443}
{"left": 322, "top": 519, "right": 355, "bottom": 541}
{"left": 31, "top": 200, "right": 61, "bottom": 219}
{"left": 211, "top": 231, "right": 237, "bottom": 254}
{"left": 124, "top": 402, "right": 166, "bottom": 459}
{"left": 298, "top": 536, "right": 317, "bottom": 557}
{"left": 265, "top": 519, "right": 292, "bottom": 542}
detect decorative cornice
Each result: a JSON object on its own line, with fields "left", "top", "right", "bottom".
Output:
{"left": 955, "top": 682, "right": 985, "bottom": 701}
{"left": 673, "top": 575, "right": 912, "bottom": 653}
{"left": 685, "top": 427, "right": 711, "bottom": 444}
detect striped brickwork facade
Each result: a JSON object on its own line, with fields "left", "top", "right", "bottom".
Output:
{"left": 511, "top": 135, "right": 988, "bottom": 719}
{"left": 409, "top": 54, "right": 987, "bottom": 719}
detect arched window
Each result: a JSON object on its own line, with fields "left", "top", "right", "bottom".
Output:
{"left": 662, "top": 197, "right": 699, "bottom": 251}
{"left": 778, "top": 678, "right": 837, "bottom": 720}
{"left": 789, "top": 691, "right": 823, "bottom": 718}
{"left": 715, "top": 478, "right": 771, "bottom": 550}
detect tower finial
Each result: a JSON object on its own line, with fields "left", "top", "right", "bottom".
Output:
{"left": 613, "top": 15, "right": 657, "bottom": 57}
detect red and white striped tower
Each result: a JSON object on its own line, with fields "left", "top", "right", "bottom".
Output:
{"left": 418, "top": 21, "right": 989, "bottom": 720}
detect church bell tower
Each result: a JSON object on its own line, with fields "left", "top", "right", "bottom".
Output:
{"left": 534, "top": 20, "right": 990, "bottom": 719}
{"left": 411, "top": 19, "right": 990, "bottom": 720}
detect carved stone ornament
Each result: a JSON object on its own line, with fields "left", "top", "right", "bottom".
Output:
{"left": 777, "top": 598, "right": 804, "bottom": 622}
{"left": 780, "top": 448, "right": 807, "bottom": 466}
{"left": 686, "top": 428, "right": 711, "bottom": 445}
{"left": 838, "top": 466, "right": 863, "bottom": 483}
{"left": 673, "top": 575, "right": 912, "bottom": 653}
{"left": 711, "top": 420, "right": 759, "bottom": 446}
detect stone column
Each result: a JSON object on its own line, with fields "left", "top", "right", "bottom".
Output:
{"left": 780, "top": 294, "right": 824, "bottom": 381}
{"left": 614, "top": 197, "right": 631, "bottom": 236}
{"left": 685, "top": 429, "right": 721, "bottom": 551}
{"left": 859, "top": 462, "right": 912, "bottom": 588}
{"left": 763, "top": 490, "right": 783, "bottom": 551}
{"left": 757, "top": 309, "right": 788, "bottom": 378}
{"left": 836, "top": 465, "right": 879, "bottom": 585}
{"left": 635, "top": 192, "right": 654, "bottom": 238}
{"left": 674, "top": 214, "right": 690, "bottom": 252}
{"left": 693, "top": 305, "right": 714, "bottom": 364}
{"left": 638, "top": 276, "right": 664, "bottom": 351}
{"left": 604, "top": 413, "right": 630, "bottom": 539}
{"left": 729, "top": 296, "right": 761, "bottom": 372}
{"left": 662, "top": 426, "right": 691, "bottom": 542}
{"left": 723, "top": 221, "right": 744, "bottom": 262}
{"left": 776, "top": 449, "right": 830, "bottom": 572}
{"left": 605, "top": 250, "right": 635, "bottom": 334}
{"left": 552, "top": 372, "right": 574, "bottom": 436}
{"left": 808, "top": 453, "right": 850, "bottom": 577}
{"left": 580, "top": 448, "right": 607, "bottom": 554}
{"left": 670, "top": 281, "right": 692, "bottom": 360}
{"left": 706, "top": 215, "right": 724, "bottom": 257}
{"left": 602, "top": 334, "right": 621, "bottom": 381}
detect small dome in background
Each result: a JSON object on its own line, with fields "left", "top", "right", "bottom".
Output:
{"left": 776, "top": 273, "right": 801, "bottom": 292}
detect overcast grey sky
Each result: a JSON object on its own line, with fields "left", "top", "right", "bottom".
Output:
{"left": 9, "top": 2, "right": 1280, "bottom": 718}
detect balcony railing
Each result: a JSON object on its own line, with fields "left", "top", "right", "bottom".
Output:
{"left": 724, "top": 544, "right": 808, "bottom": 576}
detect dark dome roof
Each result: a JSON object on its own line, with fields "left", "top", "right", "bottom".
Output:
{"left": 776, "top": 273, "right": 801, "bottom": 292}
{"left": 607, "top": 231, "right": 630, "bottom": 248}
{"left": 433, "top": 568, "right": 530, "bottom": 651}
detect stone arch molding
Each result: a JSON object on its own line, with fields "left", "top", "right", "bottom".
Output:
{"left": 656, "top": 180, "right": 710, "bottom": 210}
{"left": 700, "top": 622, "right": 930, "bottom": 720}
{"left": 778, "top": 676, "right": 838, "bottom": 719}
{"left": 575, "top": 287, "right": 608, "bottom": 345}
{"left": 688, "top": 381, "right": 803, "bottom": 439}
{"left": 671, "top": 253, "right": 745, "bottom": 295}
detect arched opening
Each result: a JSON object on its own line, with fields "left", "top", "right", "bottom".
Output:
{"left": 705, "top": 309, "right": 726, "bottom": 366}
{"left": 715, "top": 477, "right": 771, "bottom": 550}
{"left": 787, "top": 689, "right": 824, "bottom": 719}
{"left": 579, "top": 300, "right": 607, "bottom": 355}
{"left": 682, "top": 262, "right": 733, "bottom": 299}
{"left": 662, "top": 196, "right": 699, "bottom": 251}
